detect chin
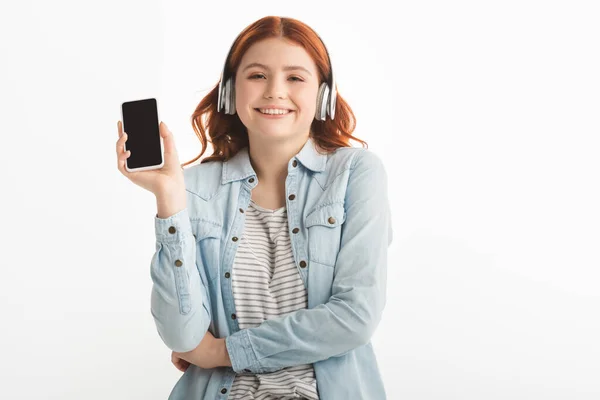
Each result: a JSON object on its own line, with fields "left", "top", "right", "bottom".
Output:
{"left": 250, "top": 128, "right": 306, "bottom": 142}
{"left": 255, "top": 130, "right": 294, "bottom": 140}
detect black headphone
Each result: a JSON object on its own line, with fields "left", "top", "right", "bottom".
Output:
{"left": 217, "top": 29, "right": 337, "bottom": 121}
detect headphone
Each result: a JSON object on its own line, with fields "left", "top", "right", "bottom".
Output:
{"left": 217, "top": 30, "right": 336, "bottom": 121}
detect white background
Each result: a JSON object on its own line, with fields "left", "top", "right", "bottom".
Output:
{"left": 1, "top": 0, "right": 599, "bottom": 399}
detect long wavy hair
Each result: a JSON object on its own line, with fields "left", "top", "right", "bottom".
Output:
{"left": 182, "top": 16, "right": 368, "bottom": 167}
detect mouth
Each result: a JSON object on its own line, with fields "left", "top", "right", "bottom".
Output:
{"left": 254, "top": 108, "right": 294, "bottom": 116}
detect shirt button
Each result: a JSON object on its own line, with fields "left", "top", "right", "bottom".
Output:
{"left": 299, "top": 260, "right": 307, "bottom": 268}
{"left": 225, "top": 272, "right": 230, "bottom": 278}
{"left": 231, "top": 313, "right": 237, "bottom": 320}
{"left": 221, "top": 388, "right": 228, "bottom": 394}
{"left": 292, "top": 160, "right": 298, "bottom": 167}
{"left": 239, "top": 208, "right": 244, "bottom": 213}
{"left": 328, "top": 216, "right": 336, "bottom": 224}
{"left": 232, "top": 237, "right": 238, "bottom": 242}
{"left": 288, "top": 194, "right": 296, "bottom": 200}
{"left": 292, "top": 228, "right": 299, "bottom": 234}
{"left": 248, "top": 178, "right": 255, "bottom": 183}
{"left": 168, "top": 226, "right": 176, "bottom": 234}
{"left": 174, "top": 259, "right": 183, "bottom": 267}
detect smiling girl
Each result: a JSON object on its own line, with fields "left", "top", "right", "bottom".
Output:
{"left": 116, "top": 15, "right": 393, "bottom": 400}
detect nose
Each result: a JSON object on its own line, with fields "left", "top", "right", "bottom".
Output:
{"left": 263, "top": 76, "right": 287, "bottom": 99}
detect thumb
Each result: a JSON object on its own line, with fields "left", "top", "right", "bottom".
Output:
{"left": 160, "top": 122, "right": 175, "bottom": 153}
{"left": 160, "top": 121, "right": 170, "bottom": 139}
{"left": 160, "top": 121, "right": 181, "bottom": 165}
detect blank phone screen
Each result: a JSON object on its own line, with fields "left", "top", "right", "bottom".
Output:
{"left": 122, "top": 98, "right": 162, "bottom": 169}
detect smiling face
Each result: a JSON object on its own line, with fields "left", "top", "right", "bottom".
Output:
{"left": 234, "top": 37, "right": 320, "bottom": 143}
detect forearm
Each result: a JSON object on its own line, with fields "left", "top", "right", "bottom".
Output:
{"left": 176, "top": 336, "right": 232, "bottom": 369}
{"left": 225, "top": 288, "right": 382, "bottom": 373}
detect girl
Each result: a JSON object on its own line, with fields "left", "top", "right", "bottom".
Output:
{"left": 116, "top": 15, "right": 392, "bottom": 400}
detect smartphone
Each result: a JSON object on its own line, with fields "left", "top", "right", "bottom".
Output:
{"left": 121, "top": 98, "right": 164, "bottom": 172}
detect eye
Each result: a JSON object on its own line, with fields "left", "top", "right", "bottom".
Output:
{"left": 248, "top": 73, "right": 266, "bottom": 79}
{"left": 289, "top": 76, "right": 304, "bottom": 82}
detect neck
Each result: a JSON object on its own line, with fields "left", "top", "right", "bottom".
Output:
{"left": 247, "top": 133, "right": 310, "bottom": 186}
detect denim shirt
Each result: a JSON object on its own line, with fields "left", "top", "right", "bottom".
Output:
{"left": 151, "top": 137, "right": 393, "bottom": 399}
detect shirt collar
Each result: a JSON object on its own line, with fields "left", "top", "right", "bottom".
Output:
{"left": 222, "top": 136, "right": 328, "bottom": 184}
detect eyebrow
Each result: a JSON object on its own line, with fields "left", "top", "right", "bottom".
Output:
{"left": 242, "top": 62, "right": 312, "bottom": 76}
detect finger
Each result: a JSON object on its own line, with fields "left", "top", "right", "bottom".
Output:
{"left": 173, "top": 360, "right": 184, "bottom": 372}
{"left": 177, "top": 360, "right": 190, "bottom": 372}
{"left": 116, "top": 134, "right": 130, "bottom": 171}
{"left": 160, "top": 122, "right": 175, "bottom": 155}
{"left": 118, "top": 149, "right": 131, "bottom": 162}
{"left": 171, "top": 353, "right": 189, "bottom": 372}
{"left": 118, "top": 149, "right": 131, "bottom": 168}
{"left": 171, "top": 355, "right": 181, "bottom": 371}
{"left": 117, "top": 121, "right": 123, "bottom": 137}
{"left": 117, "top": 152, "right": 130, "bottom": 174}
{"left": 117, "top": 143, "right": 131, "bottom": 173}
{"left": 180, "top": 359, "right": 190, "bottom": 371}
{"left": 115, "top": 132, "right": 127, "bottom": 155}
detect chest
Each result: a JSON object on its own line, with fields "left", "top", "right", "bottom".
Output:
{"left": 189, "top": 171, "right": 348, "bottom": 289}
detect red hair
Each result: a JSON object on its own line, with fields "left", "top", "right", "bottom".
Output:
{"left": 182, "top": 16, "right": 368, "bottom": 167}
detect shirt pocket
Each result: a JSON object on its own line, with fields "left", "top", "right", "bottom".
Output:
{"left": 191, "top": 219, "right": 222, "bottom": 284}
{"left": 304, "top": 202, "right": 346, "bottom": 268}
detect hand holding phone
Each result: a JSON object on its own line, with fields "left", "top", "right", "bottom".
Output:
{"left": 116, "top": 115, "right": 185, "bottom": 198}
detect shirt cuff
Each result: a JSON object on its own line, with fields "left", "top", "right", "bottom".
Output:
{"left": 225, "top": 329, "right": 260, "bottom": 373}
{"left": 154, "top": 207, "right": 193, "bottom": 244}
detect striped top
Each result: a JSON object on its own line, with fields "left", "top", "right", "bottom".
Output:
{"left": 228, "top": 200, "right": 319, "bottom": 400}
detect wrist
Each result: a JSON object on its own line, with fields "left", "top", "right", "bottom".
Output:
{"left": 155, "top": 184, "right": 185, "bottom": 202}
{"left": 155, "top": 190, "right": 187, "bottom": 219}
{"left": 219, "top": 338, "right": 232, "bottom": 367}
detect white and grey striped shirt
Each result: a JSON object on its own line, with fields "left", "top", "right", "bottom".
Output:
{"left": 228, "top": 200, "right": 319, "bottom": 400}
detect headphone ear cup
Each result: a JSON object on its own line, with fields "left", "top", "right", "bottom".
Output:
{"left": 329, "top": 85, "right": 336, "bottom": 120}
{"left": 224, "top": 79, "right": 231, "bottom": 114}
{"left": 228, "top": 79, "right": 236, "bottom": 115}
{"left": 315, "top": 82, "right": 329, "bottom": 121}
{"left": 217, "top": 79, "right": 224, "bottom": 112}
{"left": 224, "top": 79, "right": 235, "bottom": 115}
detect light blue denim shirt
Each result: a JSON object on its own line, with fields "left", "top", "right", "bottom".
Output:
{"left": 152, "top": 137, "right": 393, "bottom": 399}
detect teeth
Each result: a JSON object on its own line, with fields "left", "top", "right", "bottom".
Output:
{"left": 259, "top": 108, "right": 290, "bottom": 115}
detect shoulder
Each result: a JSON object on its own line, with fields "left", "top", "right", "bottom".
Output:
{"left": 309, "top": 146, "right": 387, "bottom": 193}
{"left": 324, "top": 146, "right": 387, "bottom": 179}
{"left": 328, "top": 147, "right": 389, "bottom": 200}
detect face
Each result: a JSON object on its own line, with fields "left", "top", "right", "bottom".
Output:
{"left": 234, "top": 37, "right": 320, "bottom": 143}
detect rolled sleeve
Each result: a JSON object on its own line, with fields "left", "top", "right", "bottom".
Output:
{"left": 150, "top": 207, "right": 211, "bottom": 353}
{"left": 225, "top": 329, "right": 262, "bottom": 373}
